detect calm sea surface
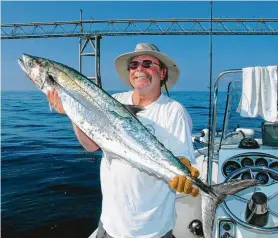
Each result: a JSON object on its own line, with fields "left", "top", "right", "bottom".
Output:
{"left": 1, "top": 90, "right": 226, "bottom": 238}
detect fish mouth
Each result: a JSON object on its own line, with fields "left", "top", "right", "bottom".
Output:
{"left": 22, "top": 53, "right": 33, "bottom": 63}
{"left": 18, "top": 53, "right": 33, "bottom": 74}
{"left": 18, "top": 58, "right": 29, "bottom": 75}
{"left": 18, "top": 53, "right": 35, "bottom": 75}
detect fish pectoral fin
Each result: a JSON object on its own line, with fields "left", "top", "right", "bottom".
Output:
{"left": 46, "top": 73, "right": 58, "bottom": 86}
{"left": 122, "top": 104, "right": 144, "bottom": 116}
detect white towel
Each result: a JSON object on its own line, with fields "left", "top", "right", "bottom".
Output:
{"left": 237, "top": 65, "right": 278, "bottom": 122}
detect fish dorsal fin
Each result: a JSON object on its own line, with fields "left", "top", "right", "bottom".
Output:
{"left": 122, "top": 104, "right": 144, "bottom": 116}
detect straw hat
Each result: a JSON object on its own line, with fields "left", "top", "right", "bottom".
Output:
{"left": 115, "top": 43, "right": 180, "bottom": 90}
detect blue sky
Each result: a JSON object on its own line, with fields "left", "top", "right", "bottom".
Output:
{"left": 1, "top": 1, "right": 278, "bottom": 91}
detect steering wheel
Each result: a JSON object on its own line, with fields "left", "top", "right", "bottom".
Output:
{"left": 222, "top": 166, "right": 278, "bottom": 233}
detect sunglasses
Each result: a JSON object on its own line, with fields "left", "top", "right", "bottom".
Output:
{"left": 128, "top": 60, "right": 160, "bottom": 70}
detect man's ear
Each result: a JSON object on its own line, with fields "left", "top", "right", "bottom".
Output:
{"left": 161, "top": 67, "right": 168, "bottom": 81}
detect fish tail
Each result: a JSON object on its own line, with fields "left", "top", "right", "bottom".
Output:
{"left": 200, "top": 179, "right": 260, "bottom": 238}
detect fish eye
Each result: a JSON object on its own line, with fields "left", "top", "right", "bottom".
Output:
{"left": 28, "top": 60, "right": 33, "bottom": 67}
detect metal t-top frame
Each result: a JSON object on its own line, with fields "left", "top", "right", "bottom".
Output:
{"left": 1, "top": 18, "right": 278, "bottom": 39}
{"left": 1, "top": 17, "right": 278, "bottom": 87}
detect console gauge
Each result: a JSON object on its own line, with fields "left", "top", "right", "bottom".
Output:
{"left": 241, "top": 172, "right": 252, "bottom": 180}
{"left": 223, "top": 161, "right": 241, "bottom": 178}
{"left": 269, "top": 162, "right": 278, "bottom": 180}
{"left": 241, "top": 157, "right": 254, "bottom": 167}
{"left": 255, "top": 172, "right": 269, "bottom": 184}
{"left": 255, "top": 158, "right": 268, "bottom": 167}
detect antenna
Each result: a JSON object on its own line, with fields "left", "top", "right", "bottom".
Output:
{"left": 207, "top": 0, "right": 213, "bottom": 185}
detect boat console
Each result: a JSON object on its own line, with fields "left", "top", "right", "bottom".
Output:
{"left": 217, "top": 148, "right": 278, "bottom": 238}
{"left": 174, "top": 68, "right": 278, "bottom": 238}
{"left": 212, "top": 69, "right": 278, "bottom": 238}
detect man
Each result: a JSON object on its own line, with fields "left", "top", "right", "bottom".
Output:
{"left": 47, "top": 43, "right": 200, "bottom": 238}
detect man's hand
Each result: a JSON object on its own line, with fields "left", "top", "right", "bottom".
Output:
{"left": 46, "top": 89, "right": 66, "bottom": 114}
{"left": 169, "top": 158, "right": 200, "bottom": 197}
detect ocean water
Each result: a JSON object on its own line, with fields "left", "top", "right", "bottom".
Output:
{"left": 1, "top": 90, "right": 226, "bottom": 238}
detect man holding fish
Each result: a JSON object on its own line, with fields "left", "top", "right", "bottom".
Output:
{"left": 19, "top": 40, "right": 260, "bottom": 237}
{"left": 47, "top": 43, "right": 200, "bottom": 238}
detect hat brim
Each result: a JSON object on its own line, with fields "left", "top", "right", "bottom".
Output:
{"left": 115, "top": 50, "right": 180, "bottom": 91}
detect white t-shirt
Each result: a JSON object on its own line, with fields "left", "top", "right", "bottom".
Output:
{"left": 100, "top": 91, "right": 195, "bottom": 238}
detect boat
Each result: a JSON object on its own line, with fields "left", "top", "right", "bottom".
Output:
{"left": 173, "top": 68, "right": 278, "bottom": 238}
{"left": 89, "top": 67, "right": 278, "bottom": 238}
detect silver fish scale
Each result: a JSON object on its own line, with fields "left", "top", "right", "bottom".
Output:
{"left": 50, "top": 61, "right": 188, "bottom": 180}
{"left": 58, "top": 89, "right": 179, "bottom": 180}
{"left": 50, "top": 84, "right": 177, "bottom": 179}
{"left": 53, "top": 61, "right": 187, "bottom": 169}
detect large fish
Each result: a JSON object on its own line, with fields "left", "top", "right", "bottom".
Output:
{"left": 18, "top": 54, "right": 260, "bottom": 238}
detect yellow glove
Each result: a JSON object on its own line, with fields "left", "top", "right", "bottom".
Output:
{"left": 169, "top": 158, "right": 200, "bottom": 197}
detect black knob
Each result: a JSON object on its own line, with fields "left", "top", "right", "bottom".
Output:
{"left": 222, "top": 232, "right": 231, "bottom": 238}
{"left": 188, "top": 219, "right": 204, "bottom": 237}
{"left": 223, "top": 223, "right": 231, "bottom": 231}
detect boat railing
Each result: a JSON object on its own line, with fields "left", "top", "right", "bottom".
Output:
{"left": 207, "top": 69, "right": 242, "bottom": 185}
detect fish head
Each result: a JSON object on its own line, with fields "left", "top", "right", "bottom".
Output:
{"left": 18, "top": 54, "right": 57, "bottom": 94}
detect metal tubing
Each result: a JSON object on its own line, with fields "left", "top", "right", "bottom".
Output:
{"left": 95, "top": 35, "right": 102, "bottom": 88}
{"left": 81, "top": 53, "right": 96, "bottom": 56}
{"left": 207, "top": 69, "right": 242, "bottom": 185}
{"left": 79, "top": 35, "right": 102, "bottom": 87}
{"left": 2, "top": 18, "right": 278, "bottom": 39}
{"left": 79, "top": 38, "right": 82, "bottom": 73}
{"left": 2, "top": 18, "right": 278, "bottom": 27}
{"left": 78, "top": 10, "right": 83, "bottom": 73}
